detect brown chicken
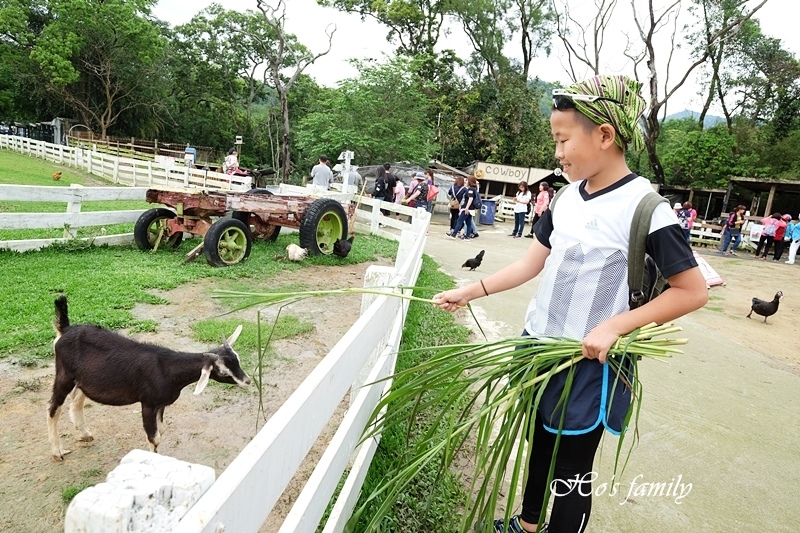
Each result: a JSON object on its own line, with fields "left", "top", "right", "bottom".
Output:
{"left": 52, "top": 171, "right": 62, "bottom": 180}
{"left": 746, "top": 291, "right": 783, "bottom": 323}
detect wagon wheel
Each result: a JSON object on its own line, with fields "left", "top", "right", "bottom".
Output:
{"left": 134, "top": 208, "right": 183, "bottom": 251}
{"left": 299, "top": 198, "right": 348, "bottom": 255}
{"left": 203, "top": 218, "right": 252, "bottom": 267}
{"left": 232, "top": 188, "right": 281, "bottom": 242}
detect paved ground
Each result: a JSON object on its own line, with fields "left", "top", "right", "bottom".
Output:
{"left": 423, "top": 213, "right": 799, "bottom": 532}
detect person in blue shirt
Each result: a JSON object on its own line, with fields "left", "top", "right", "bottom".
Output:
{"left": 784, "top": 215, "right": 800, "bottom": 264}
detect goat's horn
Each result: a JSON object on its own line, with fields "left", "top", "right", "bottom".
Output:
{"left": 226, "top": 324, "right": 243, "bottom": 347}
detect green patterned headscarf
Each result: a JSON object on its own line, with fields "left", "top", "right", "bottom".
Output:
{"left": 565, "top": 75, "right": 646, "bottom": 152}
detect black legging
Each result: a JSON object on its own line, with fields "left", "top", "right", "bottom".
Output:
{"left": 755, "top": 235, "right": 775, "bottom": 257}
{"left": 773, "top": 238, "right": 787, "bottom": 260}
{"left": 449, "top": 208, "right": 459, "bottom": 230}
{"left": 527, "top": 213, "right": 541, "bottom": 235}
{"left": 520, "top": 411, "right": 604, "bottom": 533}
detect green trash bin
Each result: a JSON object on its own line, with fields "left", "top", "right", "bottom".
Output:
{"left": 479, "top": 199, "right": 496, "bottom": 225}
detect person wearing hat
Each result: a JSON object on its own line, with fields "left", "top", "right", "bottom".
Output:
{"left": 673, "top": 202, "right": 691, "bottom": 243}
{"left": 311, "top": 154, "right": 333, "bottom": 190}
{"left": 772, "top": 214, "right": 792, "bottom": 261}
{"left": 404, "top": 172, "right": 429, "bottom": 212}
{"left": 432, "top": 74, "right": 707, "bottom": 533}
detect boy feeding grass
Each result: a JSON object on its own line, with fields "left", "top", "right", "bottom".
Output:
{"left": 433, "top": 75, "right": 708, "bottom": 533}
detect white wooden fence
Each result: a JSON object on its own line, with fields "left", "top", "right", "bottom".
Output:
{"left": 174, "top": 215, "right": 428, "bottom": 532}
{"left": 0, "top": 184, "right": 148, "bottom": 252}
{"left": 3, "top": 179, "right": 433, "bottom": 531}
{"left": 0, "top": 135, "right": 251, "bottom": 191}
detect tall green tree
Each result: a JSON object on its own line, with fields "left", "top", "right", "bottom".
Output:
{"left": 28, "top": 0, "right": 167, "bottom": 139}
{"left": 295, "top": 57, "right": 436, "bottom": 165}
{"left": 321, "top": 0, "right": 448, "bottom": 58}
{"left": 632, "top": 0, "right": 770, "bottom": 185}
{"left": 438, "top": 75, "right": 552, "bottom": 167}
{"left": 0, "top": 1, "right": 61, "bottom": 120}
{"left": 257, "top": 0, "right": 334, "bottom": 182}
{"left": 658, "top": 118, "right": 736, "bottom": 187}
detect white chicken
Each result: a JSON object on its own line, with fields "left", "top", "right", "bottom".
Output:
{"left": 286, "top": 243, "right": 308, "bottom": 262}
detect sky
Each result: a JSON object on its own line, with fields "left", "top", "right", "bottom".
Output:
{"left": 151, "top": 0, "right": 798, "bottom": 115}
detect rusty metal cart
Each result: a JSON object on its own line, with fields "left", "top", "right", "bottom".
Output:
{"left": 134, "top": 188, "right": 352, "bottom": 266}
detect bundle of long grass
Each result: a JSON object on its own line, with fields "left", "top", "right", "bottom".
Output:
{"left": 348, "top": 323, "right": 685, "bottom": 531}
{"left": 212, "top": 288, "right": 686, "bottom": 532}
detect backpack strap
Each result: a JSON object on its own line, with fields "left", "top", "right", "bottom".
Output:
{"left": 629, "top": 192, "right": 669, "bottom": 308}
{"left": 547, "top": 183, "right": 571, "bottom": 214}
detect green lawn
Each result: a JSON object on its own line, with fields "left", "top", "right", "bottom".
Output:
{"left": 0, "top": 148, "right": 398, "bottom": 363}
{"left": 0, "top": 149, "right": 151, "bottom": 240}
{"left": 0, "top": 149, "right": 92, "bottom": 186}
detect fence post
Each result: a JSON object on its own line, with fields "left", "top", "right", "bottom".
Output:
{"left": 113, "top": 158, "right": 119, "bottom": 184}
{"left": 370, "top": 202, "right": 381, "bottom": 234}
{"left": 147, "top": 161, "right": 153, "bottom": 186}
{"left": 87, "top": 150, "right": 93, "bottom": 175}
{"left": 63, "top": 184, "right": 84, "bottom": 239}
{"left": 352, "top": 266, "right": 397, "bottom": 408}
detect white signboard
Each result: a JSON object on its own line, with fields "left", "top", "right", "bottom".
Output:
{"left": 475, "top": 162, "right": 530, "bottom": 184}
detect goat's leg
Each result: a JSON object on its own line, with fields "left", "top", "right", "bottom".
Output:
{"left": 68, "top": 388, "right": 94, "bottom": 442}
{"left": 141, "top": 406, "right": 161, "bottom": 453}
{"left": 156, "top": 406, "right": 165, "bottom": 437}
{"left": 48, "top": 380, "right": 75, "bottom": 460}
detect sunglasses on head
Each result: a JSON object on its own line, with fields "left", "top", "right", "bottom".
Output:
{"left": 552, "top": 89, "right": 623, "bottom": 111}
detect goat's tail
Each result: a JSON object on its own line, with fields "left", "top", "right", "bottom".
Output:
{"left": 54, "top": 295, "right": 70, "bottom": 334}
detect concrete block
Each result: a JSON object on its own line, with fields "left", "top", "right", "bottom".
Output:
{"left": 64, "top": 450, "right": 215, "bottom": 533}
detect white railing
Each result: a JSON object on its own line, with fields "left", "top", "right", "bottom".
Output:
{"left": 0, "top": 135, "right": 251, "bottom": 191}
{"left": 173, "top": 210, "right": 430, "bottom": 533}
{"left": 33, "top": 181, "right": 434, "bottom": 531}
{"left": 0, "top": 184, "right": 148, "bottom": 252}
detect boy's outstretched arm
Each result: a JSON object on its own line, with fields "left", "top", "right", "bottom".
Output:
{"left": 582, "top": 266, "right": 708, "bottom": 362}
{"left": 433, "top": 237, "right": 551, "bottom": 312}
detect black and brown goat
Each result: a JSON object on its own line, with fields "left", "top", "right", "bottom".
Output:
{"left": 47, "top": 296, "right": 250, "bottom": 460}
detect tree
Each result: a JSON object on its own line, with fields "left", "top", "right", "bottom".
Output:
{"left": 321, "top": 0, "right": 447, "bottom": 58}
{"left": 658, "top": 118, "right": 736, "bottom": 187}
{"left": 255, "top": 0, "right": 334, "bottom": 183}
{"left": 450, "top": 0, "right": 554, "bottom": 83}
{"left": 29, "top": 0, "right": 167, "bottom": 139}
{"left": 0, "top": 1, "right": 66, "bottom": 121}
{"left": 629, "top": 0, "right": 768, "bottom": 184}
{"left": 551, "top": 0, "right": 620, "bottom": 80}
{"left": 436, "top": 75, "right": 553, "bottom": 167}
{"left": 295, "top": 58, "right": 436, "bottom": 165}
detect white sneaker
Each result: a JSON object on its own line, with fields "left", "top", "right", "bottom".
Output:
{"left": 785, "top": 261, "right": 795, "bottom": 264}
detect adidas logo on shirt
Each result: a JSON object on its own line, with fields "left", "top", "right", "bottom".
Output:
{"left": 585, "top": 218, "right": 600, "bottom": 231}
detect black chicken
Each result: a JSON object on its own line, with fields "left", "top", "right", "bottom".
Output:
{"left": 746, "top": 291, "right": 783, "bottom": 323}
{"left": 462, "top": 250, "right": 485, "bottom": 271}
{"left": 333, "top": 235, "right": 354, "bottom": 258}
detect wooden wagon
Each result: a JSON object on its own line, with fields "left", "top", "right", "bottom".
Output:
{"left": 135, "top": 188, "right": 352, "bottom": 266}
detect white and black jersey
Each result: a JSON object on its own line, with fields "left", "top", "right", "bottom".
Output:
{"left": 530, "top": 173, "right": 697, "bottom": 339}
{"left": 529, "top": 174, "right": 697, "bottom": 435}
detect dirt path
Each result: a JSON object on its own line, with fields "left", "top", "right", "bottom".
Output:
{"left": 0, "top": 260, "right": 391, "bottom": 533}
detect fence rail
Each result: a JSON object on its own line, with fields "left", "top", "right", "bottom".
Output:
{"left": 0, "top": 184, "right": 149, "bottom": 252}
{"left": 0, "top": 135, "right": 250, "bottom": 191}
{"left": 37, "top": 183, "right": 431, "bottom": 531}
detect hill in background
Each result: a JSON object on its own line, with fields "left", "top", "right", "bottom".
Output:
{"left": 665, "top": 109, "right": 726, "bottom": 127}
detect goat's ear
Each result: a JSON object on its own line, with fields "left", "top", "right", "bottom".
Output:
{"left": 194, "top": 365, "right": 212, "bottom": 395}
{"left": 225, "top": 324, "right": 243, "bottom": 347}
